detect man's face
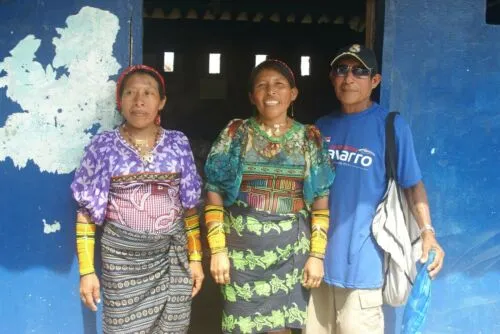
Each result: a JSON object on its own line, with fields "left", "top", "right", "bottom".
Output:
{"left": 330, "top": 57, "right": 381, "bottom": 113}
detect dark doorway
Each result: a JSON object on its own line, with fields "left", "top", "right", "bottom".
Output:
{"left": 143, "top": 1, "right": 373, "bottom": 142}
{"left": 487, "top": 0, "right": 500, "bottom": 24}
{"left": 142, "top": 2, "right": 381, "bottom": 333}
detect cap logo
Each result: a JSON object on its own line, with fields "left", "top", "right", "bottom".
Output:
{"left": 349, "top": 44, "right": 361, "bottom": 53}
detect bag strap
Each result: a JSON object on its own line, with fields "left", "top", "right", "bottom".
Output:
{"left": 383, "top": 111, "right": 419, "bottom": 298}
{"left": 385, "top": 111, "right": 400, "bottom": 181}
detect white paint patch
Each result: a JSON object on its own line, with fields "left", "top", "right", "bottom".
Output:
{"left": 42, "top": 219, "right": 61, "bottom": 234}
{"left": 431, "top": 147, "right": 436, "bottom": 155}
{"left": 0, "top": 7, "right": 122, "bottom": 174}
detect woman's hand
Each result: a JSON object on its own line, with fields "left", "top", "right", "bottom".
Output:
{"left": 302, "top": 256, "right": 324, "bottom": 289}
{"left": 210, "top": 252, "right": 231, "bottom": 285}
{"left": 80, "top": 273, "right": 100, "bottom": 311}
{"left": 190, "top": 261, "right": 205, "bottom": 297}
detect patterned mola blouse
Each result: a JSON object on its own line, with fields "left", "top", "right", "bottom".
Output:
{"left": 71, "top": 128, "right": 201, "bottom": 233}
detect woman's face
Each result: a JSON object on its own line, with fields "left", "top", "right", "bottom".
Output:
{"left": 119, "top": 73, "right": 166, "bottom": 130}
{"left": 249, "top": 68, "right": 298, "bottom": 121}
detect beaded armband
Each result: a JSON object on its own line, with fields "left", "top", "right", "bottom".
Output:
{"left": 204, "top": 204, "right": 227, "bottom": 255}
{"left": 310, "top": 209, "right": 330, "bottom": 259}
{"left": 76, "top": 221, "right": 96, "bottom": 276}
{"left": 185, "top": 213, "right": 203, "bottom": 261}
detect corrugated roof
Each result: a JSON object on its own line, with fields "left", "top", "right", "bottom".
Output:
{"left": 144, "top": 0, "right": 366, "bottom": 31}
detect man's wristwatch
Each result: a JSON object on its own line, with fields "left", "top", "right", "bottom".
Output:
{"left": 420, "top": 224, "right": 435, "bottom": 235}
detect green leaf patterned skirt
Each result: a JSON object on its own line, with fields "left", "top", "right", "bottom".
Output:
{"left": 221, "top": 203, "right": 311, "bottom": 334}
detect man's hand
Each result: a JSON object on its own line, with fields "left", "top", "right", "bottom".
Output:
{"left": 420, "top": 231, "right": 445, "bottom": 278}
{"left": 403, "top": 182, "right": 445, "bottom": 279}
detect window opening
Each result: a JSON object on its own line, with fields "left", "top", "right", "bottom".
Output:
{"left": 255, "top": 54, "right": 268, "bottom": 66}
{"left": 209, "top": 53, "right": 221, "bottom": 74}
{"left": 163, "top": 52, "right": 175, "bottom": 72}
{"left": 300, "top": 56, "right": 311, "bottom": 76}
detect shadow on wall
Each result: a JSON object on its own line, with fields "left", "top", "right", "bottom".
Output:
{"left": 0, "top": 158, "right": 104, "bottom": 332}
{"left": 0, "top": 160, "right": 77, "bottom": 272}
{"left": 383, "top": 229, "right": 500, "bottom": 334}
{"left": 440, "top": 229, "right": 500, "bottom": 277}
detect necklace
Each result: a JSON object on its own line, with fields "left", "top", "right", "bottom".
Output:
{"left": 257, "top": 117, "right": 290, "bottom": 137}
{"left": 121, "top": 124, "right": 160, "bottom": 165}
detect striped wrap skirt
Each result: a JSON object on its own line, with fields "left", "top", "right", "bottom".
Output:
{"left": 101, "top": 221, "right": 192, "bottom": 334}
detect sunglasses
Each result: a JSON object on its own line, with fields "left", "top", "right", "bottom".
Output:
{"left": 332, "top": 64, "right": 372, "bottom": 78}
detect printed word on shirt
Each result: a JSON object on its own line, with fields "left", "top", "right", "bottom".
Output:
{"left": 328, "top": 144, "right": 375, "bottom": 169}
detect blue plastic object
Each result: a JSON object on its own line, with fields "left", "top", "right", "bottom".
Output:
{"left": 401, "top": 250, "right": 436, "bottom": 334}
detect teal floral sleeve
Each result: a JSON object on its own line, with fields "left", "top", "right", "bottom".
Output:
{"left": 204, "top": 119, "right": 246, "bottom": 206}
{"left": 303, "top": 125, "right": 335, "bottom": 205}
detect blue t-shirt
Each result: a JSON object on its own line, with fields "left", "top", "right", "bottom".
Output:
{"left": 316, "top": 103, "right": 422, "bottom": 289}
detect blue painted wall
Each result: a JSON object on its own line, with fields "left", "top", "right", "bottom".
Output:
{"left": 381, "top": 0, "right": 500, "bottom": 333}
{"left": 0, "top": 1, "right": 142, "bottom": 333}
{"left": 1, "top": 0, "right": 499, "bottom": 333}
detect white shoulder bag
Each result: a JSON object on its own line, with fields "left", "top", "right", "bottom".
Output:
{"left": 371, "top": 112, "right": 422, "bottom": 307}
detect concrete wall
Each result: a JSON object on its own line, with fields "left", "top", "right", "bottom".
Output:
{"left": 381, "top": 0, "right": 500, "bottom": 333}
{"left": 0, "top": 1, "right": 142, "bottom": 333}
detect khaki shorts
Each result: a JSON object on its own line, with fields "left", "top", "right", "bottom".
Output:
{"left": 302, "top": 283, "right": 384, "bottom": 334}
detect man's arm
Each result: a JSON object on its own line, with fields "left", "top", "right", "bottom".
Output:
{"left": 404, "top": 181, "right": 445, "bottom": 278}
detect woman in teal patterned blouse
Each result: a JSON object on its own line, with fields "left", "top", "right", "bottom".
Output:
{"left": 203, "top": 59, "right": 335, "bottom": 334}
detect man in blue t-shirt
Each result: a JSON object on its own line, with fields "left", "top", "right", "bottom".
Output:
{"left": 303, "top": 44, "right": 445, "bottom": 334}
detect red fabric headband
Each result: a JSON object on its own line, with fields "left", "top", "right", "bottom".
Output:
{"left": 115, "top": 65, "right": 166, "bottom": 110}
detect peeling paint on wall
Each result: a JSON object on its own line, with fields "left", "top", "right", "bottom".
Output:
{"left": 0, "top": 6, "right": 122, "bottom": 174}
{"left": 42, "top": 219, "right": 61, "bottom": 234}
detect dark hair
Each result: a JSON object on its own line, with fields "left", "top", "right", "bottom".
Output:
{"left": 248, "top": 59, "right": 296, "bottom": 92}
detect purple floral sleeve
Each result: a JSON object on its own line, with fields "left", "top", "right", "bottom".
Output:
{"left": 70, "top": 132, "right": 114, "bottom": 225}
{"left": 167, "top": 131, "right": 202, "bottom": 209}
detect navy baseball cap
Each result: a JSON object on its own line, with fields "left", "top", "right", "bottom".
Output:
{"left": 329, "top": 44, "right": 379, "bottom": 74}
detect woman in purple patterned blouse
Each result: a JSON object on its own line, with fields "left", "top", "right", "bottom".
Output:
{"left": 71, "top": 65, "right": 204, "bottom": 334}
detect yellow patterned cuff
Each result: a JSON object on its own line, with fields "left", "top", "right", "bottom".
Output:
{"left": 310, "top": 209, "right": 330, "bottom": 256}
{"left": 310, "top": 230, "right": 328, "bottom": 255}
{"left": 205, "top": 205, "right": 224, "bottom": 224}
{"left": 205, "top": 205, "right": 226, "bottom": 255}
{"left": 207, "top": 223, "right": 226, "bottom": 254}
{"left": 185, "top": 213, "right": 202, "bottom": 261}
{"left": 76, "top": 222, "right": 96, "bottom": 276}
{"left": 188, "top": 251, "right": 203, "bottom": 262}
